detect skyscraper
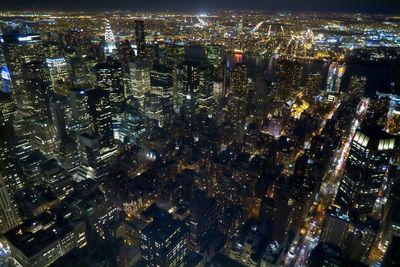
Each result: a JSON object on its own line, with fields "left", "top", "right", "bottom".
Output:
{"left": 147, "top": 64, "right": 174, "bottom": 127}
{"left": 347, "top": 75, "right": 367, "bottom": 99}
{"left": 87, "top": 88, "right": 115, "bottom": 150}
{"left": 69, "top": 88, "right": 93, "bottom": 135}
{"left": 320, "top": 205, "right": 353, "bottom": 249}
{"left": 336, "top": 127, "right": 396, "bottom": 218}
{"left": 227, "top": 63, "right": 248, "bottom": 141}
{"left": 0, "top": 92, "right": 23, "bottom": 193}
{"left": 46, "top": 57, "right": 71, "bottom": 96}
{"left": 50, "top": 93, "right": 71, "bottom": 140}
{"left": 0, "top": 173, "right": 22, "bottom": 234}
{"left": 76, "top": 133, "right": 109, "bottom": 181}
{"left": 104, "top": 19, "right": 117, "bottom": 57}
{"left": 1, "top": 33, "right": 45, "bottom": 112}
{"left": 140, "top": 211, "right": 188, "bottom": 267}
{"left": 128, "top": 60, "right": 151, "bottom": 113}
{"left": 135, "top": 20, "right": 146, "bottom": 59}
{"left": 95, "top": 60, "right": 125, "bottom": 113}
{"left": 23, "top": 60, "right": 53, "bottom": 121}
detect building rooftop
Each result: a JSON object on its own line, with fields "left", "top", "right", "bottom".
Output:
{"left": 4, "top": 213, "right": 76, "bottom": 258}
{"left": 141, "top": 210, "right": 187, "bottom": 244}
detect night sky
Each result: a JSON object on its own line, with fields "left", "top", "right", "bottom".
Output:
{"left": 1, "top": 0, "right": 400, "bottom": 14}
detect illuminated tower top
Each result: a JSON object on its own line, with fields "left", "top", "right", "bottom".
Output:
{"left": 104, "top": 19, "right": 116, "bottom": 56}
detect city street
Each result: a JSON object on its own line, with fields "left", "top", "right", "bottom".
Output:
{"left": 283, "top": 98, "right": 369, "bottom": 267}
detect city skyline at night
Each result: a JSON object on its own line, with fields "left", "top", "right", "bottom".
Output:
{"left": 1, "top": 0, "right": 400, "bottom": 14}
{"left": 0, "top": 2, "right": 400, "bottom": 267}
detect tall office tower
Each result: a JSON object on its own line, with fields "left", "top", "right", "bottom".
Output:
{"left": 128, "top": 60, "right": 151, "bottom": 112}
{"left": 143, "top": 93, "right": 163, "bottom": 127}
{"left": 87, "top": 88, "right": 117, "bottom": 159}
{"left": 46, "top": 57, "right": 71, "bottom": 96}
{"left": 40, "top": 159, "right": 73, "bottom": 200}
{"left": 176, "top": 61, "right": 214, "bottom": 124}
{"left": 250, "top": 76, "right": 270, "bottom": 124}
{"left": 0, "top": 33, "right": 45, "bottom": 112}
{"left": 147, "top": 64, "right": 174, "bottom": 127}
{"left": 229, "top": 63, "right": 248, "bottom": 94}
{"left": 76, "top": 133, "right": 109, "bottom": 181}
{"left": 57, "top": 137, "right": 80, "bottom": 176}
{"left": 0, "top": 173, "right": 22, "bottom": 234}
{"left": 320, "top": 205, "right": 353, "bottom": 249}
{"left": 206, "top": 44, "right": 226, "bottom": 96}
{"left": 206, "top": 44, "right": 224, "bottom": 68}
{"left": 50, "top": 93, "right": 72, "bottom": 140}
{"left": 273, "top": 60, "right": 303, "bottom": 106}
{"left": 0, "top": 92, "right": 23, "bottom": 193}
{"left": 95, "top": 60, "right": 125, "bottom": 113}
{"left": 326, "top": 62, "right": 338, "bottom": 95}
{"left": 119, "top": 106, "right": 145, "bottom": 144}
{"left": 117, "top": 39, "right": 136, "bottom": 67}
{"left": 69, "top": 56, "right": 97, "bottom": 88}
{"left": 196, "top": 65, "right": 214, "bottom": 118}
{"left": 336, "top": 127, "right": 396, "bottom": 218}
{"left": 23, "top": 60, "right": 53, "bottom": 121}
{"left": 347, "top": 75, "right": 367, "bottom": 99}
{"left": 361, "top": 96, "right": 390, "bottom": 130}
{"left": 163, "top": 42, "right": 185, "bottom": 67}
{"left": 175, "top": 61, "right": 198, "bottom": 125}
{"left": 140, "top": 211, "right": 188, "bottom": 267}
{"left": 69, "top": 88, "right": 93, "bottom": 135}
{"left": 0, "top": 90, "right": 15, "bottom": 125}
{"left": 227, "top": 63, "right": 248, "bottom": 141}
{"left": 380, "top": 92, "right": 400, "bottom": 135}
{"left": 119, "top": 112, "right": 142, "bottom": 144}
{"left": 304, "top": 72, "right": 323, "bottom": 102}
{"left": 1, "top": 65, "right": 12, "bottom": 93}
{"left": 135, "top": 20, "right": 146, "bottom": 59}
{"left": 23, "top": 60, "right": 55, "bottom": 156}
{"left": 104, "top": 19, "right": 117, "bottom": 57}
{"left": 326, "top": 63, "right": 346, "bottom": 101}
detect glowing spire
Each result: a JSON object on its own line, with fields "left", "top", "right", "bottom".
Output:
{"left": 104, "top": 19, "right": 116, "bottom": 56}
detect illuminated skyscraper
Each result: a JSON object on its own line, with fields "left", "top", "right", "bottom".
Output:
{"left": 320, "top": 205, "right": 353, "bottom": 249}
{"left": 0, "top": 33, "right": 45, "bottom": 112}
{"left": 128, "top": 60, "right": 151, "bottom": 113}
{"left": 69, "top": 88, "right": 93, "bottom": 135}
{"left": 347, "top": 75, "right": 367, "bottom": 99}
{"left": 23, "top": 60, "right": 53, "bottom": 121}
{"left": 336, "top": 127, "right": 396, "bottom": 218}
{"left": 176, "top": 60, "right": 214, "bottom": 127}
{"left": 76, "top": 133, "right": 109, "bottom": 181}
{"left": 0, "top": 92, "right": 23, "bottom": 193}
{"left": 23, "top": 60, "right": 56, "bottom": 156}
{"left": 104, "top": 19, "right": 116, "bottom": 56}
{"left": 140, "top": 211, "right": 188, "bottom": 267}
{"left": 87, "top": 88, "right": 115, "bottom": 150}
{"left": 135, "top": 20, "right": 146, "bottom": 59}
{"left": 95, "top": 60, "right": 125, "bottom": 113}
{"left": 326, "top": 62, "right": 345, "bottom": 100}
{"left": 1, "top": 66, "right": 12, "bottom": 93}
{"left": 147, "top": 64, "right": 174, "bottom": 127}
{"left": 50, "top": 93, "right": 71, "bottom": 140}
{"left": 0, "top": 173, "right": 22, "bottom": 234}
{"left": 46, "top": 57, "right": 71, "bottom": 96}
{"left": 227, "top": 63, "right": 248, "bottom": 141}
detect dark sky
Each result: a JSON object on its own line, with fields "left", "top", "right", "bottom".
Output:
{"left": 1, "top": 0, "right": 400, "bottom": 14}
